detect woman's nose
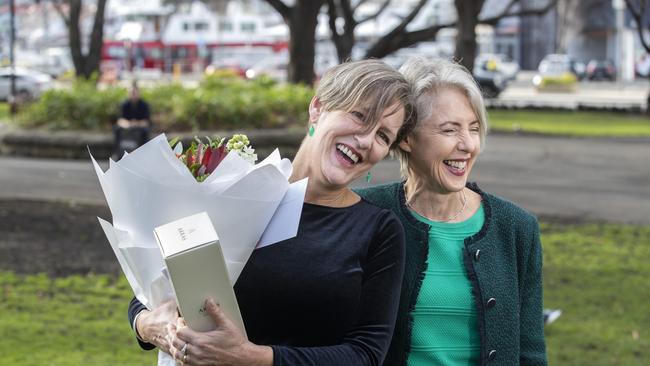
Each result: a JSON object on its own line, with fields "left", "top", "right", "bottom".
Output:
{"left": 458, "top": 132, "right": 476, "bottom": 152}
{"left": 354, "top": 132, "right": 373, "bottom": 149}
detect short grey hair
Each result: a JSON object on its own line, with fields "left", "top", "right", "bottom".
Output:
{"left": 395, "top": 57, "right": 489, "bottom": 178}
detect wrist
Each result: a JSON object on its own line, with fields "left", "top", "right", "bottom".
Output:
{"left": 134, "top": 310, "right": 151, "bottom": 342}
{"left": 241, "top": 342, "right": 273, "bottom": 366}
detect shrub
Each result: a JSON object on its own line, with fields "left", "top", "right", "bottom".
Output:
{"left": 17, "top": 75, "right": 313, "bottom": 131}
{"left": 19, "top": 79, "right": 125, "bottom": 130}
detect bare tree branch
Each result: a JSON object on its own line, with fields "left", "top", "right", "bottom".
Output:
{"left": 358, "top": 0, "right": 391, "bottom": 24}
{"left": 352, "top": 0, "right": 369, "bottom": 13}
{"left": 384, "top": 0, "right": 429, "bottom": 39}
{"left": 485, "top": 0, "right": 519, "bottom": 24}
{"left": 327, "top": 0, "right": 341, "bottom": 37}
{"left": 480, "top": 0, "right": 557, "bottom": 26}
{"left": 365, "top": 0, "right": 557, "bottom": 60}
{"left": 363, "top": 0, "right": 433, "bottom": 58}
{"left": 265, "top": 0, "right": 291, "bottom": 21}
{"left": 625, "top": 0, "right": 650, "bottom": 53}
{"left": 340, "top": 0, "right": 355, "bottom": 26}
{"left": 51, "top": 0, "right": 70, "bottom": 26}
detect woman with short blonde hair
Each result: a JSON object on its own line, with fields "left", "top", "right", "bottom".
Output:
{"left": 129, "top": 59, "right": 417, "bottom": 366}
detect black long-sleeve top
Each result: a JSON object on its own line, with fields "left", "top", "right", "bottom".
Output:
{"left": 128, "top": 200, "right": 406, "bottom": 365}
{"left": 120, "top": 99, "right": 151, "bottom": 123}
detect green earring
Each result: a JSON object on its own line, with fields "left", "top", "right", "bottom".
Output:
{"left": 366, "top": 171, "right": 372, "bottom": 183}
{"left": 308, "top": 125, "right": 315, "bottom": 137}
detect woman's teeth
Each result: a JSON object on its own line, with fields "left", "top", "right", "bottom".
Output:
{"left": 444, "top": 160, "right": 467, "bottom": 170}
{"left": 337, "top": 144, "right": 360, "bottom": 164}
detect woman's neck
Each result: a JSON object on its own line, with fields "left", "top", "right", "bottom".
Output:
{"left": 404, "top": 177, "right": 467, "bottom": 222}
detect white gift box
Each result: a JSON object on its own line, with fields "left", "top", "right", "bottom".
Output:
{"left": 154, "top": 212, "right": 246, "bottom": 336}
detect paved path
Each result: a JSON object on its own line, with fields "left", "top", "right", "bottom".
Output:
{"left": 1, "top": 134, "right": 649, "bottom": 224}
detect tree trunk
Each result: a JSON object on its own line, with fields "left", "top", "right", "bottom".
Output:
{"left": 647, "top": 79, "right": 650, "bottom": 116}
{"left": 333, "top": 30, "right": 355, "bottom": 63}
{"left": 288, "top": 0, "right": 323, "bottom": 84}
{"left": 328, "top": 0, "right": 356, "bottom": 63}
{"left": 83, "top": 0, "right": 108, "bottom": 79}
{"left": 454, "top": 0, "right": 484, "bottom": 73}
{"left": 68, "top": 0, "right": 84, "bottom": 78}
{"left": 65, "top": 0, "right": 107, "bottom": 80}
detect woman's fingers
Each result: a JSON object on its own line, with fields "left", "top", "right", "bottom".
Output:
{"left": 205, "top": 298, "right": 236, "bottom": 331}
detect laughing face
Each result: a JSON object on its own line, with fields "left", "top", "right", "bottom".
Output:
{"left": 307, "top": 97, "right": 405, "bottom": 189}
{"left": 400, "top": 87, "right": 481, "bottom": 194}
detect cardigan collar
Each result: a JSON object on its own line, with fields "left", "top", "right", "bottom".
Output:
{"left": 397, "top": 180, "right": 493, "bottom": 244}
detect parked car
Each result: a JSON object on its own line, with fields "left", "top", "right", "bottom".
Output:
{"left": 635, "top": 54, "right": 650, "bottom": 78}
{"left": 532, "top": 58, "right": 578, "bottom": 92}
{"left": 539, "top": 54, "right": 585, "bottom": 80}
{"left": 205, "top": 47, "right": 275, "bottom": 77}
{"left": 245, "top": 52, "right": 289, "bottom": 82}
{"left": 586, "top": 59, "right": 616, "bottom": 81}
{"left": 473, "top": 66, "right": 507, "bottom": 98}
{"left": 0, "top": 67, "right": 53, "bottom": 102}
{"left": 475, "top": 53, "right": 520, "bottom": 81}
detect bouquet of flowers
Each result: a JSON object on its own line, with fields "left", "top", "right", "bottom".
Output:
{"left": 91, "top": 133, "right": 306, "bottom": 366}
{"left": 170, "top": 134, "right": 257, "bottom": 181}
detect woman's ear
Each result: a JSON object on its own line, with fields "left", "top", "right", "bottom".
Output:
{"left": 399, "top": 135, "right": 413, "bottom": 153}
{"left": 309, "top": 96, "right": 322, "bottom": 123}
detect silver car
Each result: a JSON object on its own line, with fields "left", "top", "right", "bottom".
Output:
{"left": 0, "top": 67, "right": 53, "bottom": 102}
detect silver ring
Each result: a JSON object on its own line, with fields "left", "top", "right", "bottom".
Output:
{"left": 183, "top": 353, "right": 187, "bottom": 363}
{"left": 181, "top": 342, "right": 188, "bottom": 355}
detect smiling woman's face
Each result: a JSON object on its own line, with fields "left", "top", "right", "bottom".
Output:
{"left": 307, "top": 98, "right": 405, "bottom": 189}
{"left": 401, "top": 87, "right": 481, "bottom": 194}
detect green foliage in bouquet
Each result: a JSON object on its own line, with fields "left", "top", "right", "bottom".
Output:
{"left": 16, "top": 74, "right": 313, "bottom": 131}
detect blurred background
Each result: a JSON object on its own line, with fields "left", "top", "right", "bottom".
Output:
{"left": 0, "top": 0, "right": 649, "bottom": 365}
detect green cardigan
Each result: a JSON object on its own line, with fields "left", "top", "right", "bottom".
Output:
{"left": 356, "top": 182, "right": 547, "bottom": 366}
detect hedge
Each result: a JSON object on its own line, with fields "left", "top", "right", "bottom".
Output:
{"left": 16, "top": 72, "right": 313, "bottom": 131}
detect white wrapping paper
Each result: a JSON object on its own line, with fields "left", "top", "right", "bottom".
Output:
{"left": 91, "top": 134, "right": 306, "bottom": 366}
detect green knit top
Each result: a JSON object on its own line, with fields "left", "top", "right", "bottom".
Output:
{"left": 407, "top": 204, "right": 484, "bottom": 366}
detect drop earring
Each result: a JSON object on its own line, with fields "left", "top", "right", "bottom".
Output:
{"left": 366, "top": 171, "right": 372, "bottom": 183}
{"left": 308, "top": 125, "right": 315, "bottom": 137}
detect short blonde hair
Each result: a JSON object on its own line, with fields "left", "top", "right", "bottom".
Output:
{"left": 395, "top": 57, "right": 489, "bottom": 178}
{"left": 316, "top": 59, "right": 416, "bottom": 148}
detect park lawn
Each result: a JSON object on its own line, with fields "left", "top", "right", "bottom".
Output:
{"left": 488, "top": 109, "right": 650, "bottom": 137}
{"left": 0, "top": 102, "right": 8, "bottom": 120}
{"left": 1, "top": 222, "right": 649, "bottom": 365}
{"left": 541, "top": 222, "right": 650, "bottom": 365}
{"left": 0, "top": 273, "right": 156, "bottom": 365}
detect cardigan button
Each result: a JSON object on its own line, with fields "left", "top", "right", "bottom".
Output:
{"left": 474, "top": 249, "right": 481, "bottom": 261}
{"left": 488, "top": 349, "right": 497, "bottom": 361}
{"left": 486, "top": 298, "right": 497, "bottom": 309}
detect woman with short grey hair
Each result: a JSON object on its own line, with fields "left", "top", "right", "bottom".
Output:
{"left": 358, "top": 57, "right": 547, "bottom": 365}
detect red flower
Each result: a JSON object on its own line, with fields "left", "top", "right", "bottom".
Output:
{"left": 204, "top": 145, "right": 227, "bottom": 174}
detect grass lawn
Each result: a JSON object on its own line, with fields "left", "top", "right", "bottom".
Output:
{"left": 0, "top": 102, "right": 8, "bottom": 121}
{"left": 541, "top": 222, "right": 649, "bottom": 365}
{"left": 0, "top": 273, "right": 156, "bottom": 365}
{"left": 1, "top": 222, "right": 648, "bottom": 365}
{"left": 488, "top": 109, "right": 650, "bottom": 137}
